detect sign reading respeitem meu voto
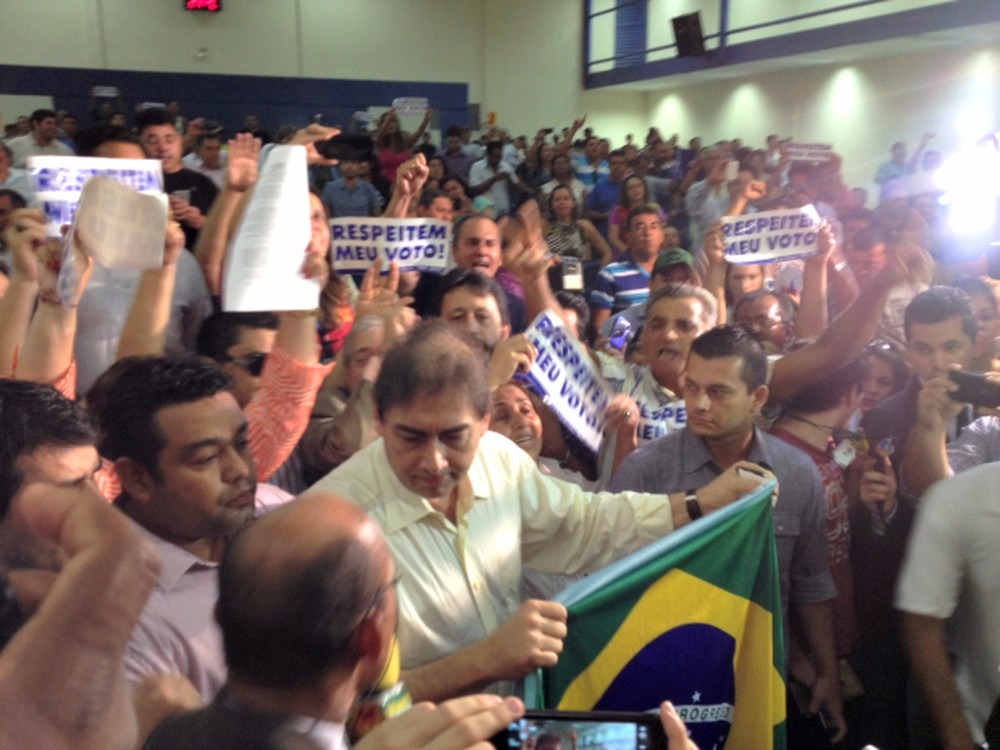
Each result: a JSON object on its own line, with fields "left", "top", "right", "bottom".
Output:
{"left": 330, "top": 217, "right": 452, "bottom": 274}
{"left": 721, "top": 205, "right": 822, "bottom": 265}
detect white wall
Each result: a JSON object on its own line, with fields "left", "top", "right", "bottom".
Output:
{"left": 0, "top": 0, "right": 487, "bottom": 96}
{"left": 482, "top": 0, "right": 647, "bottom": 141}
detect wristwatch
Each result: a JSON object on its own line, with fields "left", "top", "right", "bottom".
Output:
{"left": 685, "top": 488, "right": 703, "bottom": 521}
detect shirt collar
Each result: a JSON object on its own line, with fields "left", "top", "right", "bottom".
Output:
{"left": 379, "top": 443, "right": 490, "bottom": 535}
{"left": 131, "top": 521, "right": 217, "bottom": 592}
{"left": 680, "top": 425, "right": 773, "bottom": 475}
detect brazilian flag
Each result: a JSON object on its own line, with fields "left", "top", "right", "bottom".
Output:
{"left": 533, "top": 483, "right": 786, "bottom": 750}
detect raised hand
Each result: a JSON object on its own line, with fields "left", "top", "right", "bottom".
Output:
{"left": 225, "top": 132, "right": 261, "bottom": 193}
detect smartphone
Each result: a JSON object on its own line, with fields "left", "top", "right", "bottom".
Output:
{"left": 948, "top": 370, "right": 1000, "bottom": 409}
{"left": 724, "top": 159, "right": 739, "bottom": 182}
{"left": 491, "top": 710, "right": 666, "bottom": 750}
{"left": 314, "top": 133, "right": 375, "bottom": 163}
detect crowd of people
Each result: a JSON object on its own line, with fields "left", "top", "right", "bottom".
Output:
{"left": 0, "top": 98, "right": 998, "bottom": 750}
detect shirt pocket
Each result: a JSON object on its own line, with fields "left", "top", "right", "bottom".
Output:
{"left": 773, "top": 512, "right": 801, "bottom": 539}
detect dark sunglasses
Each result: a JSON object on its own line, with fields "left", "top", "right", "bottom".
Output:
{"left": 220, "top": 351, "right": 268, "bottom": 377}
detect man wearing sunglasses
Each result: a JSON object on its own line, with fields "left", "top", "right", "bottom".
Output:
{"left": 196, "top": 312, "right": 278, "bottom": 408}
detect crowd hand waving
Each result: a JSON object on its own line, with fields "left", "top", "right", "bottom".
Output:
{"left": 289, "top": 123, "right": 341, "bottom": 166}
{"left": 742, "top": 179, "right": 766, "bottom": 202}
{"left": 488, "top": 334, "right": 537, "bottom": 391}
{"left": 225, "top": 132, "right": 261, "bottom": 193}
{"left": 32, "top": 213, "right": 94, "bottom": 307}
{"left": 395, "top": 154, "right": 430, "bottom": 199}
{"left": 4, "top": 208, "right": 48, "bottom": 285}
{"left": 483, "top": 599, "right": 568, "bottom": 680}
{"left": 501, "top": 200, "right": 553, "bottom": 283}
{"left": 355, "top": 259, "right": 418, "bottom": 346}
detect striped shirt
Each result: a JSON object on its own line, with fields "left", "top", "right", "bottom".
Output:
{"left": 589, "top": 256, "right": 651, "bottom": 312}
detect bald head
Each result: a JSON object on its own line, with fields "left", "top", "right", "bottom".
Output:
{"left": 218, "top": 492, "right": 393, "bottom": 689}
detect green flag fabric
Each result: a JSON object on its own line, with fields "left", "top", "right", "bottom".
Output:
{"left": 536, "top": 483, "right": 786, "bottom": 750}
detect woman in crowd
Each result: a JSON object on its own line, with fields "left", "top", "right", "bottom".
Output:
{"left": 372, "top": 106, "right": 431, "bottom": 184}
{"left": 425, "top": 155, "right": 446, "bottom": 191}
{"left": 542, "top": 185, "right": 611, "bottom": 265}
{"left": 441, "top": 174, "right": 477, "bottom": 218}
{"left": 538, "top": 152, "right": 587, "bottom": 205}
{"left": 608, "top": 175, "right": 666, "bottom": 255}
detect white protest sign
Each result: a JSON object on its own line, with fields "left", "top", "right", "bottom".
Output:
{"left": 28, "top": 155, "right": 164, "bottom": 239}
{"left": 522, "top": 311, "right": 612, "bottom": 453}
{"left": 223, "top": 145, "right": 319, "bottom": 312}
{"left": 71, "top": 176, "right": 167, "bottom": 269}
{"left": 90, "top": 85, "right": 121, "bottom": 98}
{"left": 330, "top": 218, "right": 451, "bottom": 274}
{"left": 784, "top": 142, "right": 834, "bottom": 162}
{"left": 722, "top": 205, "right": 822, "bottom": 265}
{"left": 391, "top": 97, "right": 430, "bottom": 115}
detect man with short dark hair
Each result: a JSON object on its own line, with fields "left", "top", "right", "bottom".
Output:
{"left": 197, "top": 312, "right": 280, "bottom": 408}
{"left": 321, "top": 159, "right": 384, "bottom": 218}
{"left": 183, "top": 132, "right": 226, "bottom": 189}
{"left": 433, "top": 268, "right": 511, "bottom": 352}
{"left": 6, "top": 108, "right": 74, "bottom": 167}
{"left": 572, "top": 135, "right": 609, "bottom": 188}
{"left": 469, "top": 140, "right": 520, "bottom": 216}
{"left": 440, "top": 125, "right": 477, "bottom": 179}
{"left": 311, "top": 321, "right": 762, "bottom": 702}
{"left": 416, "top": 188, "right": 454, "bottom": 223}
{"left": 611, "top": 325, "right": 845, "bottom": 741}
{"left": 87, "top": 356, "right": 263, "bottom": 699}
{"left": 0, "top": 380, "right": 99, "bottom": 569}
{"left": 584, "top": 148, "right": 629, "bottom": 238}
{"left": 589, "top": 205, "right": 666, "bottom": 336}
{"left": 137, "top": 107, "right": 219, "bottom": 250}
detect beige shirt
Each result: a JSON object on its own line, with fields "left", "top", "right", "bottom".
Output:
{"left": 311, "top": 431, "right": 672, "bottom": 687}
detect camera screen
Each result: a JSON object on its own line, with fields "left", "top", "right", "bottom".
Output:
{"left": 500, "top": 717, "right": 655, "bottom": 749}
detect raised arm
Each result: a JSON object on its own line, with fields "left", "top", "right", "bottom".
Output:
{"left": 400, "top": 109, "right": 432, "bottom": 152}
{"left": 385, "top": 154, "right": 430, "bottom": 218}
{"left": 116, "top": 219, "right": 185, "bottom": 359}
{"left": 194, "top": 133, "right": 260, "bottom": 295}
{"left": 552, "top": 115, "right": 586, "bottom": 158}
{"left": 769, "top": 231, "right": 933, "bottom": 403}
{"left": 14, "top": 221, "right": 94, "bottom": 385}
{"left": 0, "top": 483, "right": 160, "bottom": 750}
{"left": 0, "top": 210, "right": 43, "bottom": 375}
{"left": 794, "top": 222, "right": 834, "bottom": 339}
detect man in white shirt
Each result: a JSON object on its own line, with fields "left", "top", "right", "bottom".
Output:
{"left": 6, "top": 109, "right": 73, "bottom": 168}
{"left": 310, "top": 320, "right": 762, "bottom": 701}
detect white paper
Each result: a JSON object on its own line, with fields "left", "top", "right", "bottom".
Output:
{"left": 722, "top": 205, "right": 823, "bottom": 265}
{"left": 391, "top": 97, "right": 430, "bottom": 115}
{"left": 222, "top": 145, "right": 319, "bottom": 312}
{"left": 784, "top": 142, "right": 834, "bottom": 162}
{"left": 71, "top": 176, "right": 167, "bottom": 269}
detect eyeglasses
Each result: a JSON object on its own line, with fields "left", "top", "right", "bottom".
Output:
{"left": 363, "top": 573, "right": 403, "bottom": 620}
{"left": 220, "top": 351, "right": 268, "bottom": 377}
